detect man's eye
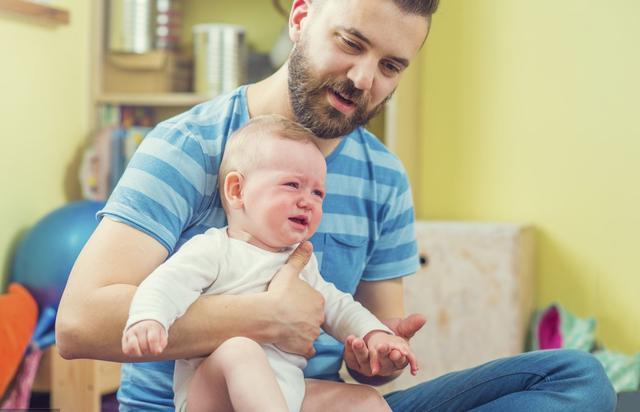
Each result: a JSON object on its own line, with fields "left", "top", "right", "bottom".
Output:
{"left": 285, "top": 182, "right": 299, "bottom": 188}
{"left": 341, "top": 37, "right": 361, "bottom": 51}
{"left": 381, "top": 61, "right": 401, "bottom": 75}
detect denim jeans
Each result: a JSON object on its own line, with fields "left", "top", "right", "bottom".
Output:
{"left": 384, "top": 349, "right": 617, "bottom": 412}
{"left": 119, "top": 349, "right": 616, "bottom": 411}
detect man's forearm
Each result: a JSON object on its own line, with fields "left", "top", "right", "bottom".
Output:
{"left": 56, "top": 285, "right": 276, "bottom": 362}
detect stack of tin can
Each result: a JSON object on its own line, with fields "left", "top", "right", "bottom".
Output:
{"left": 155, "top": 0, "right": 182, "bottom": 50}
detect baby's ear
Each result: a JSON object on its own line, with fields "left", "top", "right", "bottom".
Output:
{"left": 223, "top": 172, "right": 244, "bottom": 209}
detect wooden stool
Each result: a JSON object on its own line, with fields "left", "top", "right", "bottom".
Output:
{"left": 33, "top": 346, "right": 120, "bottom": 412}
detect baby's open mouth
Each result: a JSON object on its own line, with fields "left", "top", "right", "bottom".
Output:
{"left": 289, "top": 216, "right": 309, "bottom": 226}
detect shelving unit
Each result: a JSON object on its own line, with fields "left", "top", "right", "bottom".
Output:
{"left": 0, "top": 0, "right": 69, "bottom": 25}
{"left": 97, "top": 92, "right": 210, "bottom": 108}
{"left": 88, "top": 1, "right": 223, "bottom": 128}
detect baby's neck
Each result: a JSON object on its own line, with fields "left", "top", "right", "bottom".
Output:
{"left": 225, "top": 226, "right": 290, "bottom": 253}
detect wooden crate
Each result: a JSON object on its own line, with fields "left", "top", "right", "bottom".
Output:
{"left": 342, "top": 220, "right": 535, "bottom": 393}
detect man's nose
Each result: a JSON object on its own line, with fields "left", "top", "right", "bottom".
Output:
{"left": 347, "top": 60, "right": 375, "bottom": 93}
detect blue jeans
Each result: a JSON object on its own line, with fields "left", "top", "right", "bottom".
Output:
{"left": 384, "top": 349, "right": 616, "bottom": 411}
{"left": 119, "top": 349, "right": 616, "bottom": 411}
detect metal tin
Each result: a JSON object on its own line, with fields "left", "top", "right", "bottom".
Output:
{"left": 108, "top": 0, "right": 155, "bottom": 53}
{"left": 193, "top": 24, "right": 247, "bottom": 96}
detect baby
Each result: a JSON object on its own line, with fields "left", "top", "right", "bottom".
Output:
{"left": 121, "top": 115, "right": 417, "bottom": 412}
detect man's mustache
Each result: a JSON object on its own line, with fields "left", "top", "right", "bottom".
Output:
{"left": 321, "top": 78, "right": 369, "bottom": 109}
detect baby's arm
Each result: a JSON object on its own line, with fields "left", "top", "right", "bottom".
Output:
{"left": 122, "top": 233, "right": 222, "bottom": 356}
{"left": 302, "top": 257, "right": 417, "bottom": 375}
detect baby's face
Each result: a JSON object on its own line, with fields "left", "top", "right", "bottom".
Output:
{"left": 241, "top": 137, "right": 326, "bottom": 249}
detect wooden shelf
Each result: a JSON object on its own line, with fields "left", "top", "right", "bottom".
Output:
{"left": 0, "top": 0, "right": 69, "bottom": 24}
{"left": 97, "top": 93, "right": 212, "bottom": 107}
{"left": 32, "top": 346, "right": 120, "bottom": 412}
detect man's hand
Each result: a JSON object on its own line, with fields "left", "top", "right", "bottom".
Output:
{"left": 383, "top": 313, "right": 427, "bottom": 342}
{"left": 267, "top": 241, "right": 325, "bottom": 358}
{"left": 344, "top": 313, "right": 426, "bottom": 379}
{"left": 122, "top": 320, "right": 168, "bottom": 357}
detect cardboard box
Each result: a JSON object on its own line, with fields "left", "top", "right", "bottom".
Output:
{"left": 104, "top": 50, "right": 192, "bottom": 93}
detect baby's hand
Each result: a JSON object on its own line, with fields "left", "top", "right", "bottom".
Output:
{"left": 122, "top": 320, "right": 168, "bottom": 357}
{"left": 363, "top": 331, "right": 419, "bottom": 376}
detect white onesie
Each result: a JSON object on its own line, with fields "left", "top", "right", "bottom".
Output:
{"left": 126, "top": 227, "right": 391, "bottom": 411}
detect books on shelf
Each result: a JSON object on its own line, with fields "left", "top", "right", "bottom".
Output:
{"left": 109, "top": 126, "right": 151, "bottom": 193}
{"left": 80, "top": 105, "right": 154, "bottom": 200}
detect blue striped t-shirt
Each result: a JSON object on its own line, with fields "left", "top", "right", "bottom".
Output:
{"left": 100, "top": 86, "right": 419, "bottom": 410}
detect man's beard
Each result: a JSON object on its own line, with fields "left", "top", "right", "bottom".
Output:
{"left": 288, "top": 41, "right": 391, "bottom": 139}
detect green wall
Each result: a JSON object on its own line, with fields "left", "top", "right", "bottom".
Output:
{"left": 0, "top": 1, "right": 91, "bottom": 289}
{"left": 419, "top": 0, "right": 640, "bottom": 352}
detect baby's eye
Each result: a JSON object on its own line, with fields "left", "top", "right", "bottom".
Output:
{"left": 313, "top": 189, "right": 325, "bottom": 199}
{"left": 285, "top": 182, "right": 299, "bottom": 189}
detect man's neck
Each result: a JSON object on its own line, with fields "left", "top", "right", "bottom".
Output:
{"left": 246, "top": 64, "right": 292, "bottom": 120}
{"left": 246, "top": 64, "right": 344, "bottom": 157}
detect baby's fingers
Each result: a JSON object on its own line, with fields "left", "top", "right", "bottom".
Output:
{"left": 122, "top": 333, "right": 142, "bottom": 357}
{"left": 368, "top": 345, "right": 380, "bottom": 375}
{"left": 132, "top": 327, "right": 151, "bottom": 354}
{"left": 352, "top": 337, "right": 369, "bottom": 366}
{"left": 406, "top": 350, "right": 419, "bottom": 375}
{"left": 146, "top": 326, "right": 167, "bottom": 355}
{"left": 387, "top": 348, "right": 407, "bottom": 369}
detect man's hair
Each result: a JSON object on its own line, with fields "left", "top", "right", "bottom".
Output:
{"left": 314, "top": 0, "right": 439, "bottom": 17}
{"left": 218, "top": 115, "right": 320, "bottom": 208}
{"left": 392, "top": 0, "right": 439, "bottom": 17}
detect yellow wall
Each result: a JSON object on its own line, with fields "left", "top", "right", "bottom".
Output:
{"left": 0, "top": 1, "right": 91, "bottom": 289}
{"left": 182, "top": 0, "right": 287, "bottom": 53}
{"left": 418, "top": 0, "right": 640, "bottom": 352}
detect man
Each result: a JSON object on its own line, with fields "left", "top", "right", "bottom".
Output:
{"left": 57, "top": 0, "right": 616, "bottom": 410}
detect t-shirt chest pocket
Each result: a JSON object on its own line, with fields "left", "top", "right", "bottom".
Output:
{"left": 319, "top": 233, "right": 368, "bottom": 294}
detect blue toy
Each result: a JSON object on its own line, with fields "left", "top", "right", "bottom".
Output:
{"left": 11, "top": 200, "right": 105, "bottom": 311}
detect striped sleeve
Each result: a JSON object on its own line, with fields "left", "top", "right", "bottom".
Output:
{"left": 362, "top": 155, "right": 419, "bottom": 281}
{"left": 98, "top": 122, "right": 213, "bottom": 254}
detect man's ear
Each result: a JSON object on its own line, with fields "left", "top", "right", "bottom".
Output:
{"left": 223, "top": 171, "right": 245, "bottom": 209}
{"left": 289, "top": 0, "right": 311, "bottom": 42}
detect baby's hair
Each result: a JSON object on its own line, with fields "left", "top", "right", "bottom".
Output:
{"left": 218, "top": 115, "right": 320, "bottom": 208}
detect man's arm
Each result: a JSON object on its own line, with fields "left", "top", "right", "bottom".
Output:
{"left": 56, "top": 218, "right": 323, "bottom": 362}
{"left": 344, "top": 277, "right": 426, "bottom": 385}
{"left": 354, "top": 277, "right": 405, "bottom": 320}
